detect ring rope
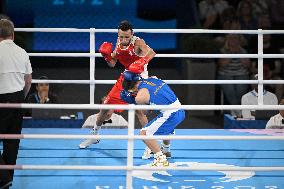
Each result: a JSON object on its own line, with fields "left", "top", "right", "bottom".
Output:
{"left": 15, "top": 28, "right": 284, "bottom": 34}
{"left": 27, "top": 52, "right": 284, "bottom": 58}
{"left": 32, "top": 79, "right": 284, "bottom": 85}
{"left": 0, "top": 134, "right": 284, "bottom": 140}
{"left": 1, "top": 103, "right": 284, "bottom": 110}
{"left": 0, "top": 165, "right": 283, "bottom": 171}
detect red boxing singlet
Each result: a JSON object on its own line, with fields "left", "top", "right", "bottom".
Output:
{"left": 115, "top": 36, "right": 142, "bottom": 69}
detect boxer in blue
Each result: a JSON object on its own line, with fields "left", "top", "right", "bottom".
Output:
{"left": 120, "top": 71, "right": 185, "bottom": 167}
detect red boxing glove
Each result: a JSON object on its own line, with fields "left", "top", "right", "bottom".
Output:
{"left": 128, "top": 56, "right": 151, "bottom": 74}
{"left": 99, "top": 42, "right": 113, "bottom": 62}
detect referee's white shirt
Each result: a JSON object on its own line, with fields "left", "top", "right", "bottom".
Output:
{"left": 83, "top": 113, "right": 128, "bottom": 127}
{"left": 266, "top": 113, "right": 284, "bottom": 129}
{"left": 0, "top": 39, "right": 32, "bottom": 94}
{"left": 241, "top": 89, "right": 278, "bottom": 119}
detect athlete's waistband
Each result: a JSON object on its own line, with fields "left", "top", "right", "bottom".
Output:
{"left": 161, "top": 99, "right": 182, "bottom": 114}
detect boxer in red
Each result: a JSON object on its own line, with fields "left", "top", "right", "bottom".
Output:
{"left": 79, "top": 20, "right": 156, "bottom": 149}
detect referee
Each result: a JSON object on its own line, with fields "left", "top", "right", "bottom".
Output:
{"left": 0, "top": 19, "right": 32, "bottom": 188}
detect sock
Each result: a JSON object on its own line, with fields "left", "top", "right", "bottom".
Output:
{"left": 92, "top": 125, "right": 101, "bottom": 135}
{"left": 161, "top": 143, "right": 170, "bottom": 153}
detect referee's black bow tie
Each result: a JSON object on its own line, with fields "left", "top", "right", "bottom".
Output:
{"left": 103, "top": 119, "right": 112, "bottom": 124}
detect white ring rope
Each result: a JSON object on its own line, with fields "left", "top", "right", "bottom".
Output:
{"left": 15, "top": 28, "right": 284, "bottom": 34}
{"left": 1, "top": 134, "right": 284, "bottom": 140}
{"left": 27, "top": 52, "right": 284, "bottom": 58}
{"left": 15, "top": 28, "right": 91, "bottom": 33}
{"left": 1, "top": 103, "right": 284, "bottom": 110}
{"left": 32, "top": 79, "right": 284, "bottom": 85}
{"left": 0, "top": 165, "right": 284, "bottom": 171}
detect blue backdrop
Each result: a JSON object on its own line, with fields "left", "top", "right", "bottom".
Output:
{"left": 6, "top": 0, "right": 176, "bottom": 51}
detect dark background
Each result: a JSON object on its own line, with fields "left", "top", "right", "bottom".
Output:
{"left": 1, "top": 0, "right": 283, "bottom": 128}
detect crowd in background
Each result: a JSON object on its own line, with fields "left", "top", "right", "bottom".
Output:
{"left": 1, "top": 0, "right": 284, "bottom": 121}
{"left": 197, "top": 0, "right": 284, "bottom": 117}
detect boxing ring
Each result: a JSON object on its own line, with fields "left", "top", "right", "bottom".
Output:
{"left": 1, "top": 28, "right": 284, "bottom": 188}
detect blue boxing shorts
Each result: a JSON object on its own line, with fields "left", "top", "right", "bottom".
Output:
{"left": 141, "top": 109, "right": 185, "bottom": 135}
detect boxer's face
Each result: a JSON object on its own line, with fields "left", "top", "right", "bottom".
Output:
{"left": 118, "top": 29, "right": 133, "bottom": 46}
{"left": 128, "top": 84, "right": 139, "bottom": 95}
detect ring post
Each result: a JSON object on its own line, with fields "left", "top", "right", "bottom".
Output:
{"left": 257, "top": 29, "right": 264, "bottom": 105}
{"left": 126, "top": 105, "right": 135, "bottom": 188}
{"left": 90, "top": 28, "right": 96, "bottom": 104}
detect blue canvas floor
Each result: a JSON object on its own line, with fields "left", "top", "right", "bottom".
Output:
{"left": 8, "top": 128, "right": 284, "bottom": 188}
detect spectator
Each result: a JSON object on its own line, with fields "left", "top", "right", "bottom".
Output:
{"left": 219, "top": 6, "right": 237, "bottom": 29}
{"left": 247, "top": 0, "right": 270, "bottom": 17}
{"left": 217, "top": 17, "right": 248, "bottom": 48}
{"left": 258, "top": 14, "right": 272, "bottom": 29}
{"left": 24, "top": 76, "right": 57, "bottom": 117}
{"left": 0, "top": 18, "right": 32, "bottom": 188}
{"left": 198, "top": 0, "right": 229, "bottom": 29}
{"left": 217, "top": 34, "right": 251, "bottom": 117}
{"left": 266, "top": 99, "right": 284, "bottom": 129}
{"left": 26, "top": 76, "right": 57, "bottom": 104}
{"left": 269, "top": 0, "right": 284, "bottom": 50}
{"left": 241, "top": 74, "right": 278, "bottom": 119}
{"left": 269, "top": 0, "right": 284, "bottom": 30}
{"left": 237, "top": 0, "right": 258, "bottom": 50}
{"left": 216, "top": 6, "right": 237, "bottom": 44}
{"left": 237, "top": 0, "right": 258, "bottom": 30}
{"left": 262, "top": 19, "right": 283, "bottom": 100}
{"left": 250, "top": 15, "right": 284, "bottom": 100}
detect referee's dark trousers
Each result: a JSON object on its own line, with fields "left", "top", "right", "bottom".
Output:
{"left": 0, "top": 90, "right": 24, "bottom": 183}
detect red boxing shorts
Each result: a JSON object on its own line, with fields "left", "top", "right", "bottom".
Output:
{"left": 104, "top": 74, "right": 128, "bottom": 113}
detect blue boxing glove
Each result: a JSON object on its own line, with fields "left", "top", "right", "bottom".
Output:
{"left": 123, "top": 70, "right": 141, "bottom": 81}
{"left": 120, "top": 90, "right": 136, "bottom": 104}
